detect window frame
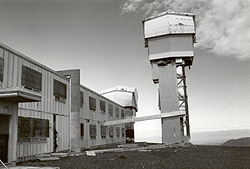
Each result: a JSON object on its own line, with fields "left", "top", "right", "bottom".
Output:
{"left": 80, "top": 123, "right": 84, "bottom": 139}
{"left": 18, "top": 117, "right": 49, "bottom": 143}
{"left": 116, "top": 127, "right": 120, "bottom": 137}
{"left": 80, "top": 91, "right": 84, "bottom": 108}
{"left": 89, "top": 124, "right": 97, "bottom": 139}
{"left": 100, "top": 100, "right": 106, "bottom": 114}
{"left": 101, "top": 125, "right": 106, "bottom": 139}
{"left": 115, "top": 107, "right": 120, "bottom": 118}
{"left": 89, "top": 96, "right": 96, "bottom": 111}
{"left": 121, "top": 109, "right": 125, "bottom": 119}
{"left": 53, "top": 79, "right": 67, "bottom": 103}
{"left": 21, "top": 65, "right": 42, "bottom": 92}
{"left": 109, "top": 126, "right": 114, "bottom": 137}
{"left": 109, "top": 104, "right": 113, "bottom": 116}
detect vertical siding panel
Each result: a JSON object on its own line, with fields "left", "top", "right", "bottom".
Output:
{"left": 8, "top": 51, "right": 13, "bottom": 87}
{"left": 2, "top": 50, "right": 8, "bottom": 87}
{"left": 17, "top": 57, "right": 22, "bottom": 87}
{"left": 12, "top": 55, "right": 18, "bottom": 87}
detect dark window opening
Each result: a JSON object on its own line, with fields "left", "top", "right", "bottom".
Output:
{"left": 121, "top": 110, "right": 125, "bottom": 119}
{"left": 101, "top": 125, "right": 106, "bottom": 139}
{"left": 100, "top": 100, "right": 106, "bottom": 114}
{"left": 80, "top": 91, "right": 84, "bottom": 108}
{"left": 116, "top": 127, "right": 120, "bottom": 137}
{"left": 80, "top": 123, "right": 84, "bottom": 139}
{"left": 109, "top": 104, "right": 113, "bottom": 116}
{"left": 89, "top": 124, "right": 96, "bottom": 139}
{"left": 122, "top": 128, "right": 125, "bottom": 137}
{"left": 21, "top": 65, "right": 42, "bottom": 92}
{"left": 18, "top": 117, "right": 49, "bottom": 143}
{"left": 115, "top": 107, "right": 119, "bottom": 118}
{"left": 109, "top": 126, "right": 113, "bottom": 138}
{"left": 89, "top": 97, "right": 96, "bottom": 111}
{"left": 54, "top": 79, "right": 67, "bottom": 102}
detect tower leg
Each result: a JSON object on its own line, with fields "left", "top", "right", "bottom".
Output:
{"left": 158, "top": 61, "right": 185, "bottom": 144}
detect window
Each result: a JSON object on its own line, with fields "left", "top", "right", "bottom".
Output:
{"left": 116, "top": 127, "right": 120, "bottom": 137}
{"left": 109, "top": 104, "right": 113, "bottom": 116}
{"left": 89, "top": 97, "right": 96, "bottom": 111}
{"left": 80, "top": 91, "right": 84, "bottom": 108}
{"left": 21, "top": 65, "right": 42, "bottom": 92}
{"left": 101, "top": 125, "right": 106, "bottom": 139}
{"left": 115, "top": 107, "right": 119, "bottom": 118}
{"left": 89, "top": 124, "right": 96, "bottom": 139}
{"left": 0, "top": 57, "right": 3, "bottom": 82}
{"left": 54, "top": 79, "right": 67, "bottom": 102}
{"left": 18, "top": 117, "right": 49, "bottom": 143}
{"left": 121, "top": 110, "right": 125, "bottom": 119}
{"left": 100, "top": 100, "right": 106, "bottom": 114}
{"left": 109, "top": 126, "right": 113, "bottom": 137}
{"left": 122, "top": 128, "right": 125, "bottom": 137}
{"left": 80, "top": 123, "right": 84, "bottom": 139}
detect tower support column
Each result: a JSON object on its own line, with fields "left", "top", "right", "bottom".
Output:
{"left": 158, "top": 60, "right": 185, "bottom": 144}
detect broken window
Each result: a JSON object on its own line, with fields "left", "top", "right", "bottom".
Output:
{"left": 18, "top": 117, "right": 49, "bottom": 143}
{"left": 22, "top": 65, "right": 42, "bottom": 92}
{"left": 54, "top": 79, "right": 67, "bottom": 102}
{"left": 109, "top": 126, "right": 113, "bottom": 137}
{"left": 89, "top": 97, "right": 96, "bottom": 111}
{"left": 101, "top": 125, "right": 106, "bottom": 139}
{"left": 100, "top": 100, "right": 106, "bottom": 113}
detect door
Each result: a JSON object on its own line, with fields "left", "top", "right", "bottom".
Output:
{"left": 0, "top": 115, "right": 9, "bottom": 163}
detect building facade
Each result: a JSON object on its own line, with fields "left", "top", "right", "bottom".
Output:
{"left": 0, "top": 43, "right": 135, "bottom": 164}
{"left": 100, "top": 86, "right": 138, "bottom": 142}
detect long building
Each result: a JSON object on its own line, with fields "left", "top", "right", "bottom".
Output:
{"left": 0, "top": 43, "right": 138, "bottom": 164}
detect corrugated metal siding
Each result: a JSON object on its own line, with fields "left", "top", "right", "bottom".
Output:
{"left": 0, "top": 46, "right": 71, "bottom": 158}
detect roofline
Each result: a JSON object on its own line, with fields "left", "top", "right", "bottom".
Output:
{"left": 0, "top": 42, "right": 69, "bottom": 81}
{"left": 80, "top": 84, "right": 126, "bottom": 108}
{"left": 100, "top": 89, "right": 134, "bottom": 95}
{"left": 142, "top": 11, "right": 195, "bottom": 22}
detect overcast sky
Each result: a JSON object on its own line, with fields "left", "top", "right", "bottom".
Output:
{"left": 0, "top": 0, "right": 249, "bottom": 143}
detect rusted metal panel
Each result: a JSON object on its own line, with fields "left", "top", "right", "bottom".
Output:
{"left": 144, "top": 12, "right": 195, "bottom": 39}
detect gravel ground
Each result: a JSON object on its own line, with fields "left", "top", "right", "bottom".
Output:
{"left": 18, "top": 145, "right": 250, "bottom": 169}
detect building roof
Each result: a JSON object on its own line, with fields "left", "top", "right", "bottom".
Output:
{"left": 143, "top": 11, "right": 196, "bottom": 39}
{"left": 100, "top": 86, "right": 138, "bottom": 111}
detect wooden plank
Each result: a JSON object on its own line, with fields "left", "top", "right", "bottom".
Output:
{"left": 104, "top": 111, "right": 185, "bottom": 126}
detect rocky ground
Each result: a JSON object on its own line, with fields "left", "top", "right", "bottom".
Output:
{"left": 17, "top": 144, "right": 250, "bottom": 169}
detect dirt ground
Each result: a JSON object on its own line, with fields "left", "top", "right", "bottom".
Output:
{"left": 18, "top": 145, "right": 250, "bottom": 169}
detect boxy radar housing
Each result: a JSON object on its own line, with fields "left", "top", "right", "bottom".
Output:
{"left": 143, "top": 11, "right": 196, "bottom": 83}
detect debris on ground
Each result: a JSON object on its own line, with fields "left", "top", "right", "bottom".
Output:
{"left": 86, "top": 151, "right": 96, "bottom": 157}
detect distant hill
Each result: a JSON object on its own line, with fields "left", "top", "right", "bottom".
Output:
{"left": 221, "top": 137, "right": 250, "bottom": 147}
{"left": 191, "top": 129, "right": 250, "bottom": 145}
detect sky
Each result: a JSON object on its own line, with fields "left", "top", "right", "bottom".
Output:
{"left": 0, "top": 0, "right": 249, "bottom": 143}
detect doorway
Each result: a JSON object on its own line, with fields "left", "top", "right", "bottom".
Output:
{"left": 0, "top": 114, "right": 9, "bottom": 163}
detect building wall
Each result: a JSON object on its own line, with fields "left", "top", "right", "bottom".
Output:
{"left": 0, "top": 45, "right": 71, "bottom": 161}
{"left": 0, "top": 44, "right": 127, "bottom": 163}
{"left": 80, "top": 86, "right": 126, "bottom": 148}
